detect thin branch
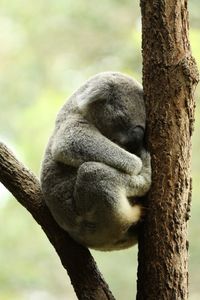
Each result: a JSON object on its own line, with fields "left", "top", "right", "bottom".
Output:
{"left": 0, "top": 142, "right": 115, "bottom": 300}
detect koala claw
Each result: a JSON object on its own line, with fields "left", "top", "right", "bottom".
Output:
{"left": 140, "top": 149, "right": 151, "bottom": 167}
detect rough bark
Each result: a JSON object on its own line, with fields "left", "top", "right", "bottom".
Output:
{"left": 137, "top": 1, "right": 199, "bottom": 300}
{"left": 0, "top": 142, "right": 115, "bottom": 300}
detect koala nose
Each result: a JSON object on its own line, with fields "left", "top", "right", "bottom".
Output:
{"left": 125, "top": 126, "right": 144, "bottom": 153}
{"left": 131, "top": 126, "right": 144, "bottom": 142}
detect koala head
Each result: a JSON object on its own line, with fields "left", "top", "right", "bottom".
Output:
{"left": 76, "top": 72, "right": 146, "bottom": 155}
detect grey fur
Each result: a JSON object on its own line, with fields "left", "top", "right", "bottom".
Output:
{"left": 40, "top": 72, "right": 151, "bottom": 251}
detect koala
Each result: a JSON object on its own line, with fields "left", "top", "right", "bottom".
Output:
{"left": 40, "top": 72, "right": 151, "bottom": 251}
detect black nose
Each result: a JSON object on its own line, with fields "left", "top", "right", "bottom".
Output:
{"left": 125, "top": 126, "right": 144, "bottom": 153}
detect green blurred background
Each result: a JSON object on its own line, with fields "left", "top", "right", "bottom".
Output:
{"left": 0, "top": 1, "right": 199, "bottom": 299}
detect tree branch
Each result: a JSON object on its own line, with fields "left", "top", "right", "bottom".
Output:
{"left": 0, "top": 142, "right": 115, "bottom": 300}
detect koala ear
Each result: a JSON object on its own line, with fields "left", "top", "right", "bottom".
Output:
{"left": 76, "top": 81, "right": 110, "bottom": 110}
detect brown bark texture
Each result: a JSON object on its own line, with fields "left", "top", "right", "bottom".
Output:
{"left": 0, "top": 142, "right": 115, "bottom": 300}
{"left": 137, "top": 1, "right": 199, "bottom": 300}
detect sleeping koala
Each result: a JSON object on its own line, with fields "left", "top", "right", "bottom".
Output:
{"left": 40, "top": 72, "right": 151, "bottom": 251}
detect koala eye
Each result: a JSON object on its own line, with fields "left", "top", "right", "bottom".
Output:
{"left": 114, "top": 114, "right": 127, "bottom": 130}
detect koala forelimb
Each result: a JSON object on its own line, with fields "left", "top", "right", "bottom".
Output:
{"left": 51, "top": 120, "right": 142, "bottom": 175}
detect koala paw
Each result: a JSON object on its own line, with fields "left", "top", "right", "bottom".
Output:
{"left": 134, "top": 156, "right": 143, "bottom": 175}
{"left": 140, "top": 149, "right": 151, "bottom": 168}
{"left": 140, "top": 150, "right": 152, "bottom": 189}
{"left": 126, "top": 155, "right": 142, "bottom": 176}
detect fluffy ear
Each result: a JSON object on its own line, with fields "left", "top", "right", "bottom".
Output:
{"left": 76, "top": 80, "right": 111, "bottom": 110}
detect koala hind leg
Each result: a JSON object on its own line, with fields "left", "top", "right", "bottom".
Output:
{"left": 73, "top": 161, "right": 142, "bottom": 227}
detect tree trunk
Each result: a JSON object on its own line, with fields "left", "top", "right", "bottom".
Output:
{"left": 0, "top": 143, "right": 115, "bottom": 300}
{"left": 137, "top": 1, "right": 199, "bottom": 299}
